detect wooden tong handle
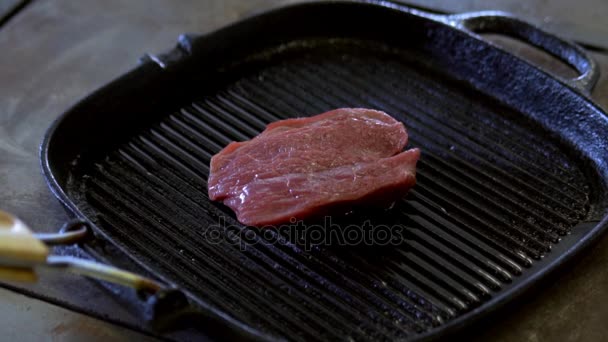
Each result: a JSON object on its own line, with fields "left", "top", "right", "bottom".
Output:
{"left": 0, "top": 210, "right": 50, "bottom": 281}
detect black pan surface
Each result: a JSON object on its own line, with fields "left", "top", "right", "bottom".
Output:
{"left": 41, "top": 1, "right": 608, "bottom": 340}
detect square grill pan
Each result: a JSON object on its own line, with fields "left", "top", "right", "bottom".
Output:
{"left": 41, "top": 1, "right": 608, "bottom": 340}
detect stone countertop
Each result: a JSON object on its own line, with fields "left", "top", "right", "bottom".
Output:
{"left": 0, "top": 0, "right": 606, "bottom": 340}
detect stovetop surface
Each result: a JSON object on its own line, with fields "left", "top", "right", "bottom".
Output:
{"left": 1, "top": 0, "right": 608, "bottom": 341}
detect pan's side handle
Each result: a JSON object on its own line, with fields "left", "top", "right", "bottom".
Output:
{"left": 447, "top": 11, "right": 599, "bottom": 95}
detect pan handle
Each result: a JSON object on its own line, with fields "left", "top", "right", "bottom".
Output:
{"left": 447, "top": 11, "right": 599, "bottom": 95}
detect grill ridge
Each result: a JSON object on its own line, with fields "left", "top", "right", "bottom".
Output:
{"left": 421, "top": 152, "right": 574, "bottom": 228}
{"left": 418, "top": 170, "right": 560, "bottom": 243}
{"left": 405, "top": 227, "right": 502, "bottom": 290}
{"left": 266, "top": 229, "right": 453, "bottom": 323}
{"left": 404, "top": 201, "right": 524, "bottom": 275}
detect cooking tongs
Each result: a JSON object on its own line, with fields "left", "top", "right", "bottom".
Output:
{"left": 0, "top": 209, "right": 269, "bottom": 338}
{"left": 0, "top": 209, "right": 163, "bottom": 293}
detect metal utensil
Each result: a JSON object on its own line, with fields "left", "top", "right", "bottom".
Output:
{"left": 0, "top": 209, "right": 163, "bottom": 293}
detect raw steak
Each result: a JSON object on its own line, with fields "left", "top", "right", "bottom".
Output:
{"left": 208, "top": 108, "right": 420, "bottom": 226}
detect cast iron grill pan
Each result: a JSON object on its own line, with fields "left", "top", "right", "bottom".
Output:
{"left": 42, "top": 2, "right": 608, "bottom": 340}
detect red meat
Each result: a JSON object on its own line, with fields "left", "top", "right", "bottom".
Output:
{"left": 208, "top": 108, "right": 420, "bottom": 226}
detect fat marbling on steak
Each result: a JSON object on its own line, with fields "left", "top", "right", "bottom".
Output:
{"left": 207, "top": 108, "right": 420, "bottom": 227}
